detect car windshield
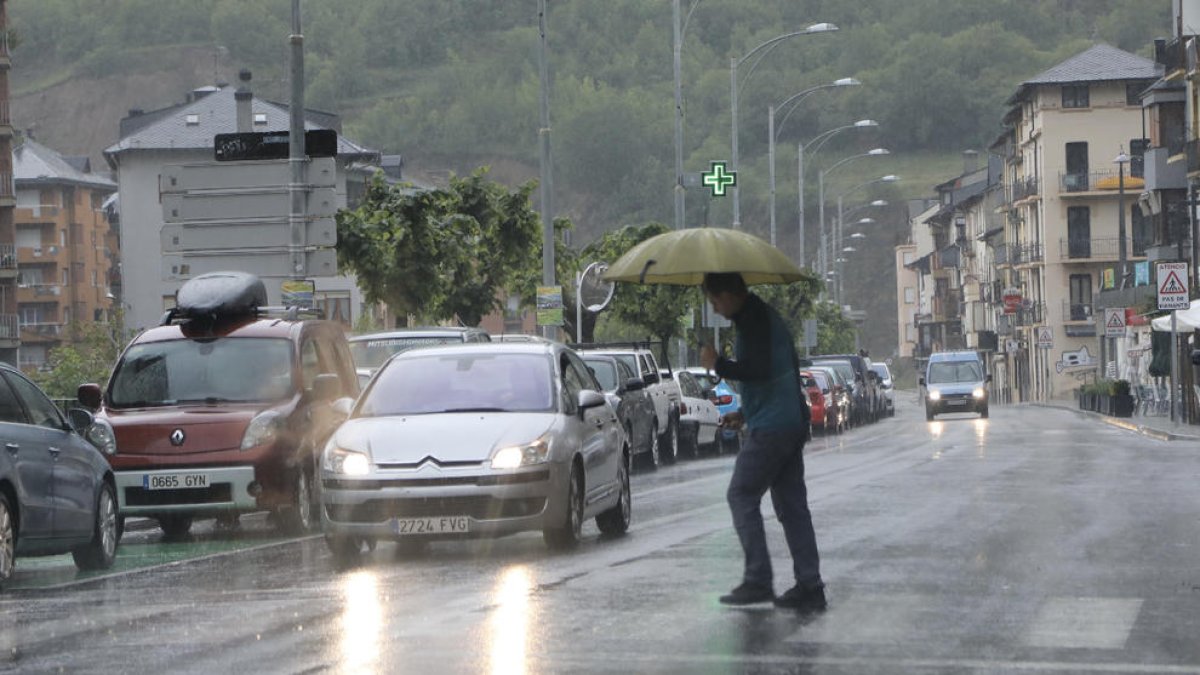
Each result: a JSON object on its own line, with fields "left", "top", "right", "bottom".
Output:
{"left": 359, "top": 352, "right": 553, "bottom": 416}
{"left": 928, "top": 361, "right": 984, "bottom": 384}
{"left": 871, "top": 364, "right": 891, "bottom": 380}
{"left": 109, "top": 337, "right": 294, "bottom": 407}
{"left": 814, "top": 361, "right": 856, "bottom": 385}
{"left": 350, "top": 336, "right": 464, "bottom": 370}
{"left": 584, "top": 359, "right": 619, "bottom": 391}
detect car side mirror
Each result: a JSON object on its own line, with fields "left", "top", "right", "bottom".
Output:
{"left": 1192, "top": 349, "right": 1200, "bottom": 366}
{"left": 986, "top": 374, "right": 993, "bottom": 382}
{"left": 577, "top": 389, "right": 606, "bottom": 417}
{"left": 311, "top": 373, "right": 341, "bottom": 402}
{"left": 67, "top": 408, "right": 94, "bottom": 434}
{"left": 643, "top": 372, "right": 660, "bottom": 385}
{"left": 77, "top": 383, "right": 103, "bottom": 410}
{"left": 623, "top": 377, "right": 645, "bottom": 393}
{"left": 660, "top": 371, "right": 674, "bottom": 380}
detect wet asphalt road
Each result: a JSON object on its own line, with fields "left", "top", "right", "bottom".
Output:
{"left": 3, "top": 395, "right": 1200, "bottom": 674}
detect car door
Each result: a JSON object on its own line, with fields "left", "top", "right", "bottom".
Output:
{"left": 563, "top": 353, "right": 618, "bottom": 506}
{"left": 4, "top": 371, "right": 97, "bottom": 539}
{"left": 0, "top": 371, "right": 59, "bottom": 543}
{"left": 616, "top": 360, "right": 653, "bottom": 452}
{"left": 681, "top": 372, "right": 720, "bottom": 445}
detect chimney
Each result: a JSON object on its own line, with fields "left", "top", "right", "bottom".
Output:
{"left": 962, "top": 149, "right": 979, "bottom": 174}
{"left": 235, "top": 69, "right": 253, "bottom": 133}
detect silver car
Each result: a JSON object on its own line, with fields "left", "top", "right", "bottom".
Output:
{"left": 320, "top": 342, "right": 630, "bottom": 563}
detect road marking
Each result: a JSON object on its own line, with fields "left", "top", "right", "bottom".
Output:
{"left": 1026, "top": 597, "right": 1142, "bottom": 649}
{"left": 785, "top": 593, "right": 925, "bottom": 644}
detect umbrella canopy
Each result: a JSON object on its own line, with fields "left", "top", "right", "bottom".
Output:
{"left": 1151, "top": 299, "right": 1200, "bottom": 333}
{"left": 602, "top": 227, "right": 808, "bottom": 285}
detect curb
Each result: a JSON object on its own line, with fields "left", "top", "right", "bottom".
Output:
{"left": 1033, "top": 403, "right": 1200, "bottom": 442}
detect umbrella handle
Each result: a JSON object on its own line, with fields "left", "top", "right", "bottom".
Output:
{"left": 638, "top": 259, "right": 657, "bottom": 284}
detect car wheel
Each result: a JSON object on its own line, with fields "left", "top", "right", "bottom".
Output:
{"left": 980, "top": 405, "right": 989, "bottom": 419}
{"left": 660, "top": 419, "right": 679, "bottom": 465}
{"left": 158, "top": 514, "right": 193, "bottom": 540}
{"left": 544, "top": 463, "right": 584, "bottom": 550}
{"left": 0, "top": 493, "right": 14, "bottom": 585}
{"left": 277, "top": 467, "right": 317, "bottom": 534}
{"left": 642, "top": 422, "right": 661, "bottom": 471}
{"left": 326, "top": 534, "right": 363, "bottom": 568}
{"left": 925, "top": 406, "right": 935, "bottom": 421}
{"left": 681, "top": 426, "right": 699, "bottom": 458}
{"left": 73, "top": 483, "right": 119, "bottom": 571}
{"left": 596, "top": 449, "right": 631, "bottom": 537}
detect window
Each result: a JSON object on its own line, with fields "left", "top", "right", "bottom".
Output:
{"left": 1068, "top": 275, "right": 1092, "bottom": 321}
{"left": 1132, "top": 205, "right": 1149, "bottom": 256}
{"left": 185, "top": 114, "right": 200, "bottom": 126}
{"left": 904, "top": 287, "right": 916, "bottom": 304}
{"left": 1062, "top": 84, "right": 1089, "bottom": 109}
{"left": 1064, "top": 142, "right": 1089, "bottom": 191}
{"left": 314, "top": 291, "right": 351, "bottom": 328}
{"left": 1126, "top": 82, "right": 1147, "bottom": 106}
{"left": 903, "top": 251, "right": 914, "bottom": 265}
{"left": 1067, "top": 207, "right": 1091, "bottom": 258}
{"left": 254, "top": 113, "right": 268, "bottom": 125}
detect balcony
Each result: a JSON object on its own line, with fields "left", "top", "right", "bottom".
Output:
{"left": 1016, "top": 243, "right": 1043, "bottom": 265}
{"left": 20, "top": 322, "right": 64, "bottom": 341}
{"left": 0, "top": 173, "right": 12, "bottom": 200}
{"left": 1060, "top": 170, "right": 1145, "bottom": 194}
{"left": 1144, "top": 146, "right": 1186, "bottom": 191}
{"left": 0, "top": 244, "right": 14, "bottom": 279}
{"left": 1061, "top": 300, "right": 1094, "bottom": 323}
{"left": 1157, "top": 36, "right": 1185, "bottom": 73}
{"left": 0, "top": 314, "right": 18, "bottom": 344}
{"left": 934, "top": 245, "right": 960, "bottom": 270}
{"left": 16, "top": 283, "right": 63, "bottom": 303}
{"left": 994, "top": 244, "right": 1011, "bottom": 266}
{"left": 1014, "top": 302, "right": 1045, "bottom": 327}
{"left": 17, "top": 245, "right": 63, "bottom": 264}
{"left": 1057, "top": 237, "right": 1148, "bottom": 262}
{"left": 1011, "top": 176, "right": 1039, "bottom": 202}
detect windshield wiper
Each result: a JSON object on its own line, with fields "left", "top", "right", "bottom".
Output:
{"left": 176, "top": 397, "right": 241, "bottom": 405}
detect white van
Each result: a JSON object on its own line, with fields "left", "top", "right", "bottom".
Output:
{"left": 919, "top": 351, "right": 989, "bottom": 420}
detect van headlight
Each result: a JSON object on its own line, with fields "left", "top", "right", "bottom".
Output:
{"left": 972, "top": 388, "right": 986, "bottom": 399}
{"left": 241, "top": 411, "right": 284, "bottom": 450}
{"left": 323, "top": 442, "right": 371, "bottom": 476}
{"left": 491, "top": 438, "right": 550, "bottom": 469}
{"left": 927, "top": 390, "right": 941, "bottom": 401}
{"left": 86, "top": 419, "right": 117, "bottom": 455}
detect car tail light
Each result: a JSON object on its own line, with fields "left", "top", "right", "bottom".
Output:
{"left": 679, "top": 402, "right": 688, "bottom": 415}
{"left": 713, "top": 394, "right": 734, "bottom": 405}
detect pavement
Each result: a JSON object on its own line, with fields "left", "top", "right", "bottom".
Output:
{"left": 1033, "top": 398, "right": 1200, "bottom": 442}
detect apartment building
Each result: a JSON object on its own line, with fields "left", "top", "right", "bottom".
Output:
{"left": 12, "top": 138, "right": 117, "bottom": 370}
{"left": 0, "top": 0, "right": 16, "bottom": 365}
{"left": 988, "top": 44, "right": 1160, "bottom": 401}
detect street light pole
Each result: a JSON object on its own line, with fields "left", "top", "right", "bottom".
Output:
{"left": 1115, "top": 148, "right": 1130, "bottom": 289}
{"left": 672, "top": 0, "right": 684, "bottom": 230}
{"left": 834, "top": 176, "right": 898, "bottom": 303}
{"left": 817, "top": 148, "right": 889, "bottom": 281}
{"left": 729, "top": 22, "right": 837, "bottom": 229}
{"left": 537, "top": 0, "right": 556, "bottom": 340}
{"left": 795, "top": 118, "right": 877, "bottom": 267}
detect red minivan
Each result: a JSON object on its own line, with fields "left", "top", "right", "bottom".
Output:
{"left": 77, "top": 272, "right": 358, "bottom": 539}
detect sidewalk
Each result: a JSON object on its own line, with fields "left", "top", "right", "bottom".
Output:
{"left": 1033, "top": 399, "right": 1200, "bottom": 442}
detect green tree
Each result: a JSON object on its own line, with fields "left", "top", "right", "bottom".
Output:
{"left": 30, "top": 314, "right": 137, "bottom": 399}
{"left": 335, "top": 168, "right": 540, "bottom": 326}
{"left": 812, "top": 301, "right": 858, "bottom": 355}
{"left": 510, "top": 217, "right": 584, "bottom": 340}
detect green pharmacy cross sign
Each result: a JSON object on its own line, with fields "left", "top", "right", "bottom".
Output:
{"left": 702, "top": 161, "right": 737, "bottom": 197}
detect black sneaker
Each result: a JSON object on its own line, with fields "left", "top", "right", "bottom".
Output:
{"left": 719, "top": 583, "right": 775, "bottom": 605}
{"left": 773, "top": 584, "right": 827, "bottom": 612}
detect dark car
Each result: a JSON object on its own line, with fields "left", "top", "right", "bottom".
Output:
{"left": 808, "top": 353, "right": 882, "bottom": 424}
{"left": 1, "top": 363, "right": 118, "bottom": 587}
{"left": 77, "top": 272, "right": 359, "bottom": 540}
{"left": 582, "top": 354, "right": 658, "bottom": 469}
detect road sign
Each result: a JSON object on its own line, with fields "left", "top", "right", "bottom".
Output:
{"left": 161, "top": 218, "right": 336, "bottom": 252}
{"left": 802, "top": 318, "right": 818, "bottom": 348}
{"left": 1005, "top": 338, "right": 1019, "bottom": 354}
{"left": 213, "top": 129, "right": 338, "bottom": 161}
{"left": 1157, "top": 262, "right": 1189, "bottom": 310}
{"left": 1103, "top": 307, "right": 1127, "bottom": 338}
{"left": 163, "top": 249, "right": 336, "bottom": 280}
{"left": 701, "top": 161, "right": 736, "bottom": 197}
{"left": 161, "top": 157, "right": 336, "bottom": 192}
{"left": 1035, "top": 326, "right": 1053, "bottom": 349}
{"left": 162, "top": 187, "right": 337, "bottom": 223}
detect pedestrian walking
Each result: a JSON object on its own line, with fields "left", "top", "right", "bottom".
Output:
{"left": 699, "top": 272, "right": 826, "bottom": 611}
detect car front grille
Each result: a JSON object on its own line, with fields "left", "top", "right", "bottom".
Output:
{"left": 124, "top": 484, "right": 234, "bottom": 506}
{"left": 326, "top": 496, "right": 547, "bottom": 523}
{"left": 323, "top": 470, "right": 550, "bottom": 491}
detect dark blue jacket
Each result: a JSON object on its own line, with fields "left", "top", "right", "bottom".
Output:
{"left": 714, "top": 293, "right": 810, "bottom": 433}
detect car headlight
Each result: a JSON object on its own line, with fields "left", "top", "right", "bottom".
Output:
{"left": 323, "top": 443, "right": 371, "bottom": 476}
{"left": 972, "top": 387, "right": 986, "bottom": 399}
{"left": 928, "top": 390, "right": 941, "bottom": 401}
{"left": 240, "top": 410, "right": 284, "bottom": 451}
{"left": 491, "top": 438, "right": 550, "bottom": 469}
{"left": 86, "top": 419, "right": 117, "bottom": 456}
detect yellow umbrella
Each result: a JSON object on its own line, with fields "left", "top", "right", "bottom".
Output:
{"left": 602, "top": 227, "right": 811, "bottom": 285}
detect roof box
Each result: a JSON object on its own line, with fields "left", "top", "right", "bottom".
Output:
{"left": 168, "top": 271, "right": 267, "bottom": 323}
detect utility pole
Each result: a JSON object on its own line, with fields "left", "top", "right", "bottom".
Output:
{"left": 672, "top": 0, "right": 685, "bottom": 230}
{"left": 288, "top": 0, "right": 306, "bottom": 280}
{"left": 537, "top": 0, "right": 557, "bottom": 340}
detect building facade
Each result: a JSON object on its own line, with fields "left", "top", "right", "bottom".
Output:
{"left": 0, "top": 0, "right": 17, "bottom": 365}
{"left": 12, "top": 139, "right": 117, "bottom": 370}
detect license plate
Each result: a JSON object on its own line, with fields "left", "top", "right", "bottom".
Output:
{"left": 143, "top": 473, "right": 210, "bottom": 490}
{"left": 391, "top": 516, "right": 470, "bottom": 535}
{"left": 947, "top": 399, "right": 968, "bottom": 406}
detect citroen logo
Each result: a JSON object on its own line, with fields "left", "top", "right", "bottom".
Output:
{"left": 170, "top": 429, "right": 185, "bottom": 446}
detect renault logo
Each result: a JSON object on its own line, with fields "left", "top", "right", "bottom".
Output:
{"left": 170, "top": 429, "right": 185, "bottom": 446}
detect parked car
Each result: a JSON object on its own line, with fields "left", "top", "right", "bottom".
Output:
{"left": 0, "top": 364, "right": 119, "bottom": 587}
{"left": 921, "top": 350, "right": 989, "bottom": 420}
{"left": 806, "top": 353, "right": 883, "bottom": 420}
{"left": 684, "top": 367, "right": 741, "bottom": 453}
{"left": 798, "top": 370, "right": 829, "bottom": 435}
{"left": 808, "top": 359, "right": 863, "bottom": 427}
{"left": 870, "top": 362, "right": 896, "bottom": 417}
{"left": 575, "top": 343, "right": 679, "bottom": 465}
{"left": 320, "top": 341, "right": 629, "bottom": 564}
{"left": 581, "top": 353, "right": 657, "bottom": 468}
{"left": 673, "top": 370, "right": 721, "bottom": 457}
{"left": 349, "top": 327, "right": 491, "bottom": 386}
{"left": 806, "top": 366, "right": 847, "bottom": 434}
{"left": 77, "top": 271, "right": 359, "bottom": 540}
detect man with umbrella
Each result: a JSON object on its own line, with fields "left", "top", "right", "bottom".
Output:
{"left": 700, "top": 272, "right": 825, "bottom": 611}
{"left": 603, "top": 227, "right": 825, "bottom": 611}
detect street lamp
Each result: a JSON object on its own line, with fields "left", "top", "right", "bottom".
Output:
{"left": 766, "top": 80, "right": 862, "bottom": 247}
{"left": 834, "top": 174, "right": 899, "bottom": 302}
{"left": 795, "top": 119, "right": 878, "bottom": 266}
{"left": 672, "top": 0, "right": 704, "bottom": 230}
{"left": 817, "top": 148, "right": 889, "bottom": 277}
{"left": 1114, "top": 148, "right": 1130, "bottom": 289}
{"left": 730, "top": 22, "right": 838, "bottom": 228}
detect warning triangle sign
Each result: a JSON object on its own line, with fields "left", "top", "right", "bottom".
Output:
{"left": 1106, "top": 311, "right": 1125, "bottom": 328}
{"left": 1160, "top": 270, "right": 1187, "bottom": 294}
